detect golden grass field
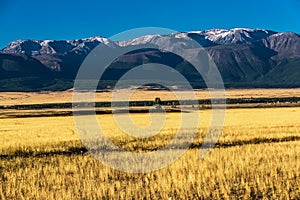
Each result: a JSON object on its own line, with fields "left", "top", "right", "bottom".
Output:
{"left": 0, "top": 92, "right": 300, "bottom": 200}
{"left": 1, "top": 88, "right": 300, "bottom": 105}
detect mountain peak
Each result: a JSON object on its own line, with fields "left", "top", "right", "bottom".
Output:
{"left": 198, "top": 28, "right": 277, "bottom": 44}
{"left": 1, "top": 36, "right": 113, "bottom": 56}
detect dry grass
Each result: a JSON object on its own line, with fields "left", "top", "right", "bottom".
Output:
{"left": 1, "top": 107, "right": 299, "bottom": 151}
{"left": 0, "top": 142, "right": 299, "bottom": 199}
{"left": 0, "top": 107, "right": 299, "bottom": 199}
{"left": 1, "top": 88, "right": 300, "bottom": 106}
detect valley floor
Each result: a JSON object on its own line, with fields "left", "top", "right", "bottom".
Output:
{"left": 1, "top": 88, "right": 300, "bottom": 106}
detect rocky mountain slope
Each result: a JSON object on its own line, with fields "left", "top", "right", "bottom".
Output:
{"left": 1, "top": 28, "right": 300, "bottom": 91}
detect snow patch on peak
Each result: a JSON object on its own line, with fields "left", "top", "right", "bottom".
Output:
{"left": 1, "top": 36, "right": 114, "bottom": 56}
{"left": 117, "top": 34, "right": 162, "bottom": 46}
{"left": 81, "top": 36, "right": 111, "bottom": 45}
{"left": 271, "top": 32, "right": 298, "bottom": 37}
{"left": 173, "top": 32, "right": 190, "bottom": 39}
{"left": 232, "top": 28, "right": 255, "bottom": 32}
{"left": 40, "top": 40, "right": 53, "bottom": 46}
{"left": 187, "top": 28, "right": 277, "bottom": 44}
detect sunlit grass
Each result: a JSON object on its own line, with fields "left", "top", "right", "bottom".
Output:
{"left": 0, "top": 107, "right": 299, "bottom": 199}
{"left": 0, "top": 142, "right": 299, "bottom": 199}
{"left": 1, "top": 88, "right": 300, "bottom": 105}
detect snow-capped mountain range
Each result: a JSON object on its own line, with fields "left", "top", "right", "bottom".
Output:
{"left": 0, "top": 28, "right": 288, "bottom": 56}
{"left": 0, "top": 28, "right": 300, "bottom": 91}
{"left": 118, "top": 28, "right": 277, "bottom": 47}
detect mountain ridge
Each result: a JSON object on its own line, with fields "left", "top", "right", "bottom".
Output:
{"left": 1, "top": 28, "right": 300, "bottom": 91}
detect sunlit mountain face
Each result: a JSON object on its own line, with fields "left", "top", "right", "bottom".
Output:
{"left": 1, "top": 28, "right": 300, "bottom": 91}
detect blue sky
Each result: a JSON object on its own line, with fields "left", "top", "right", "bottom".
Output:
{"left": 1, "top": 0, "right": 299, "bottom": 48}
